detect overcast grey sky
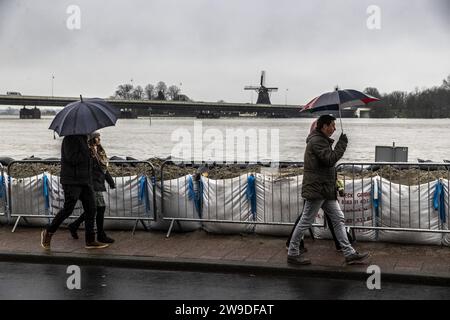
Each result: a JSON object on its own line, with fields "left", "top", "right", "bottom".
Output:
{"left": 0, "top": 0, "right": 449, "bottom": 105}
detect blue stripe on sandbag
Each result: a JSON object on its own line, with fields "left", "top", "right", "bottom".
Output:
{"left": 138, "top": 175, "right": 151, "bottom": 214}
{"left": 42, "top": 174, "right": 49, "bottom": 209}
{"left": 246, "top": 174, "right": 257, "bottom": 220}
{"left": 433, "top": 180, "right": 446, "bottom": 223}
{"left": 188, "top": 175, "right": 203, "bottom": 219}
{"left": 0, "top": 175, "right": 4, "bottom": 199}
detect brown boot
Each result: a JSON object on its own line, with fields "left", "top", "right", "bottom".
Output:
{"left": 40, "top": 229, "right": 53, "bottom": 250}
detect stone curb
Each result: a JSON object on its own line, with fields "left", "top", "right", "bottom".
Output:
{"left": 1, "top": 251, "right": 449, "bottom": 287}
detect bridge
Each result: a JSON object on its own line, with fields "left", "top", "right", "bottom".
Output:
{"left": 0, "top": 94, "right": 316, "bottom": 118}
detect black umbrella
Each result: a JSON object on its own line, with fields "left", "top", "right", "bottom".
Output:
{"left": 49, "top": 95, "right": 119, "bottom": 136}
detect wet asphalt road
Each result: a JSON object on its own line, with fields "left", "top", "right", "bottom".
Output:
{"left": 0, "top": 261, "right": 449, "bottom": 300}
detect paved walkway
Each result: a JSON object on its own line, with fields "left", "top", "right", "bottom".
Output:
{"left": 1, "top": 226, "right": 450, "bottom": 285}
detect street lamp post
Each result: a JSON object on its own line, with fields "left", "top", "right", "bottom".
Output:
{"left": 285, "top": 88, "right": 288, "bottom": 105}
{"left": 148, "top": 107, "right": 152, "bottom": 126}
{"left": 51, "top": 75, "right": 55, "bottom": 97}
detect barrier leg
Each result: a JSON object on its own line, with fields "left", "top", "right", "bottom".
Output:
{"left": 132, "top": 219, "right": 139, "bottom": 236}
{"left": 11, "top": 216, "right": 22, "bottom": 233}
{"left": 308, "top": 228, "right": 315, "bottom": 241}
{"left": 351, "top": 227, "right": 356, "bottom": 243}
{"left": 140, "top": 219, "right": 149, "bottom": 232}
{"left": 132, "top": 219, "right": 150, "bottom": 236}
{"left": 166, "top": 219, "right": 175, "bottom": 238}
{"left": 5, "top": 204, "right": 11, "bottom": 225}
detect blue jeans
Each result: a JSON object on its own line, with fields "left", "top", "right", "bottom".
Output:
{"left": 288, "top": 199, "right": 356, "bottom": 257}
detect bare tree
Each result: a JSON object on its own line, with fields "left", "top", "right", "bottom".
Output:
{"left": 442, "top": 75, "right": 450, "bottom": 90}
{"left": 167, "top": 85, "right": 181, "bottom": 100}
{"left": 144, "top": 84, "right": 155, "bottom": 100}
{"left": 115, "top": 84, "right": 134, "bottom": 99}
{"left": 363, "top": 87, "right": 381, "bottom": 98}
{"left": 156, "top": 81, "right": 167, "bottom": 99}
{"left": 131, "top": 85, "right": 144, "bottom": 100}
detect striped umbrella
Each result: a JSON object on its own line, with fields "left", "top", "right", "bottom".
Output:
{"left": 300, "top": 89, "right": 379, "bottom": 131}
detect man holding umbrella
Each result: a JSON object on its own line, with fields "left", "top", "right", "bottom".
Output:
{"left": 287, "top": 114, "right": 370, "bottom": 265}
{"left": 41, "top": 96, "right": 118, "bottom": 250}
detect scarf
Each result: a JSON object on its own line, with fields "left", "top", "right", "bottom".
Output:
{"left": 90, "top": 143, "right": 108, "bottom": 171}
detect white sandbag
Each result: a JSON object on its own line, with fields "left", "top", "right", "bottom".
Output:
{"left": 10, "top": 173, "right": 51, "bottom": 217}
{"left": 377, "top": 177, "right": 442, "bottom": 245}
{"left": 255, "top": 173, "right": 303, "bottom": 236}
{"left": 313, "top": 177, "right": 377, "bottom": 241}
{"left": 50, "top": 175, "right": 154, "bottom": 223}
{"left": 202, "top": 174, "right": 254, "bottom": 234}
{"left": 155, "top": 175, "right": 202, "bottom": 232}
{"left": 104, "top": 175, "right": 152, "bottom": 219}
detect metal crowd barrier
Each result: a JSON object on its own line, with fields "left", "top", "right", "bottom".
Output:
{"left": 0, "top": 163, "right": 7, "bottom": 220}
{"left": 7, "top": 159, "right": 157, "bottom": 233}
{"left": 336, "top": 162, "right": 450, "bottom": 234}
{"left": 161, "top": 160, "right": 324, "bottom": 237}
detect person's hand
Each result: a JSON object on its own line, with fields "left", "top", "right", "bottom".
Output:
{"left": 109, "top": 182, "right": 116, "bottom": 189}
{"left": 339, "top": 132, "right": 348, "bottom": 143}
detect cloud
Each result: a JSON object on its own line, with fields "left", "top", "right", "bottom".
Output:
{"left": 0, "top": 0, "right": 448, "bottom": 103}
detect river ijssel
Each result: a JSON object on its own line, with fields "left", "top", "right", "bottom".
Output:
{"left": 1, "top": 116, "right": 449, "bottom": 163}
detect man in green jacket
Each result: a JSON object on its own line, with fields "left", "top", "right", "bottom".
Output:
{"left": 287, "top": 114, "right": 370, "bottom": 265}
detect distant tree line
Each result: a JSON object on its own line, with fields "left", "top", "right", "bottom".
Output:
{"left": 113, "top": 81, "right": 191, "bottom": 101}
{"left": 364, "top": 75, "right": 450, "bottom": 118}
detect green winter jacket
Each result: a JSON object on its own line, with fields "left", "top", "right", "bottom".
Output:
{"left": 301, "top": 129, "right": 347, "bottom": 200}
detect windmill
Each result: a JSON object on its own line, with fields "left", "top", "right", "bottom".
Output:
{"left": 244, "top": 71, "right": 278, "bottom": 104}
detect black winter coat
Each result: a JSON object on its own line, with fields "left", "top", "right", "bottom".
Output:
{"left": 60, "top": 135, "right": 92, "bottom": 185}
{"left": 301, "top": 129, "right": 347, "bottom": 200}
{"left": 91, "top": 157, "right": 115, "bottom": 192}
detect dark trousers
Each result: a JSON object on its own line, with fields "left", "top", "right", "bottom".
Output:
{"left": 70, "top": 206, "right": 107, "bottom": 237}
{"left": 47, "top": 184, "right": 96, "bottom": 243}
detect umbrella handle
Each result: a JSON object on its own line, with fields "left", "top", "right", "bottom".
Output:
{"left": 338, "top": 105, "right": 344, "bottom": 133}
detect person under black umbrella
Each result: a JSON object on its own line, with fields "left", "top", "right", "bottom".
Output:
{"left": 68, "top": 131, "right": 116, "bottom": 244}
{"left": 40, "top": 134, "right": 109, "bottom": 249}
{"left": 41, "top": 96, "right": 118, "bottom": 250}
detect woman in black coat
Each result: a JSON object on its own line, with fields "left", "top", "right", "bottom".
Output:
{"left": 68, "top": 132, "right": 116, "bottom": 243}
